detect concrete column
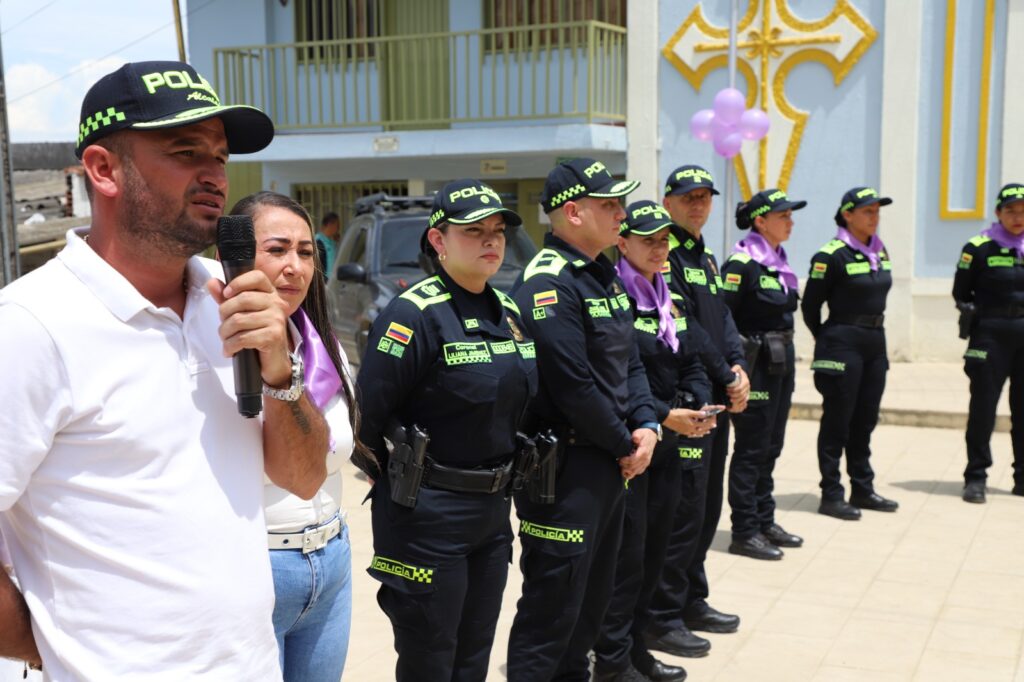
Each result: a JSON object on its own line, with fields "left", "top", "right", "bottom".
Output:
{"left": 878, "top": 0, "right": 923, "bottom": 361}
{"left": 626, "top": 2, "right": 659, "bottom": 199}
{"left": 1003, "top": 0, "right": 1024, "bottom": 183}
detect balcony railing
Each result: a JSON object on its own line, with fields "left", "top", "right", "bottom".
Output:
{"left": 213, "top": 21, "right": 626, "bottom": 131}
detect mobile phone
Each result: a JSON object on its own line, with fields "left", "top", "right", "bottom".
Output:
{"left": 701, "top": 407, "right": 725, "bottom": 419}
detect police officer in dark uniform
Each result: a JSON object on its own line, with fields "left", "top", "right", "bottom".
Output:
{"left": 954, "top": 182, "right": 1024, "bottom": 503}
{"left": 593, "top": 201, "right": 730, "bottom": 682}
{"left": 357, "top": 179, "right": 537, "bottom": 681}
{"left": 506, "top": 158, "right": 659, "bottom": 681}
{"left": 723, "top": 190, "right": 806, "bottom": 560}
{"left": 644, "top": 165, "right": 749, "bottom": 658}
{"left": 802, "top": 186, "right": 899, "bottom": 520}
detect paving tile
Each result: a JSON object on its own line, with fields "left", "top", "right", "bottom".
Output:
{"left": 714, "top": 632, "right": 830, "bottom": 681}
{"left": 913, "top": 649, "right": 1017, "bottom": 682}
{"left": 823, "top": 615, "right": 931, "bottom": 674}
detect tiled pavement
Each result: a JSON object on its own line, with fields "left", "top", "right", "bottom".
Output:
{"left": 341, "top": 362, "right": 1023, "bottom": 681}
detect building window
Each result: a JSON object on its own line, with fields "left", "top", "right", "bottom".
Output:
{"left": 292, "top": 181, "right": 408, "bottom": 232}
{"left": 295, "top": 0, "right": 382, "bottom": 60}
{"left": 484, "top": 0, "right": 626, "bottom": 50}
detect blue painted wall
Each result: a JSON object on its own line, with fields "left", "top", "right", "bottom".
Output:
{"left": 657, "top": 0, "right": 886, "bottom": 270}
{"left": 916, "top": 0, "right": 1008, "bottom": 278}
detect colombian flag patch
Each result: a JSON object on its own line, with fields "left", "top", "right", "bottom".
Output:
{"left": 660, "top": 261, "right": 671, "bottom": 274}
{"left": 813, "top": 262, "right": 827, "bottom": 273}
{"left": 533, "top": 290, "right": 558, "bottom": 307}
{"left": 725, "top": 273, "right": 742, "bottom": 285}
{"left": 385, "top": 322, "right": 414, "bottom": 345}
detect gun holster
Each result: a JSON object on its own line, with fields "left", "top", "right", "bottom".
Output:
{"left": 762, "top": 332, "right": 788, "bottom": 375}
{"left": 385, "top": 418, "right": 429, "bottom": 508}
{"left": 527, "top": 431, "right": 559, "bottom": 505}
{"left": 740, "top": 333, "right": 761, "bottom": 370}
{"left": 956, "top": 301, "right": 977, "bottom": 340}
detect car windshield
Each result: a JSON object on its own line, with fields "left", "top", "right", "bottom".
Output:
{"left": 379, "top": 216, "right": 536, "bottom": 274}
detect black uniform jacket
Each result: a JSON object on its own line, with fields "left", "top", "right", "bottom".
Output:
{"left": 632, "top": 294, "right": 723, "bottom": 428}
{"left": 801, "top": 238, "right": 892, "bottom": 338}
{"left": 665, "top": 231, "right": 747, "bottom": 385}
{"left": 952, "top": 233, "right": 1024, "bottom": 316}
{"left": 357, "top": 268, "right": 538, "bottom": 468}
{"left": 511, "top": 233, "right": 657, "bottom": 459}
{"left": 721, "top": 253, "right": 799, "bottom": 333}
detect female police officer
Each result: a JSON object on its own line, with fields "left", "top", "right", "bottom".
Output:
{"left": 356, "top": 180, "right": 537, "bottom": 680}
{"left": 723, "top": 189, "right": 804, "bottom": 559}
{"left": 954, "top": 183, "right": 1024, "bottom": 503}
{"left": 593, "top": 201, "right": 728, "bottom": 682}
{"left": 802, "top": 187, "right": 899, "bottom": 520}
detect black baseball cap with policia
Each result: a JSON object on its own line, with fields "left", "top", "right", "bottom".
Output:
{"left": 996, "top": 183, "right": 1024, "bottom": 209}
{"left": 736, "top": 188, "right": 807, "bottom": 229}
{"left": 620, "top": 200, "right": 685, "bottom": 242}
{"left": 539, "top": 157, "right": 639, "bottom": 213}
{"left": 75, "top": 60, "right": 275, "bottom": 159}
{"left": 421, "top": 179, "right": 523, "bottom": 252}
{"left": 664, "top": 164, "right": 720, "bottom": 197}
{"left": 834, "top": 186, "right": 892, "bottom": 226}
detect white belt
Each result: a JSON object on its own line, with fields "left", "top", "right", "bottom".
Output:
{"left": 268, "top": 516, "right": 343, "bottom": 554}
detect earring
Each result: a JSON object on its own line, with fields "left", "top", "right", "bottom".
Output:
{"left": 439, "top": 252, "right": 447, "bottom": 262}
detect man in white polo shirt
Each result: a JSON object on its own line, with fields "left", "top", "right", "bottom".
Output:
{"left": 0, "top": 61, "right": 329, "bottom": 679}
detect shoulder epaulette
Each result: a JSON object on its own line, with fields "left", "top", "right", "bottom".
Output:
{"left": 968, "top": 235, "right": 992, "bottom": 248}
{"left": 704, "top": 246, "right": 715, "bottom": 255}
{"left": 728, "top": 253, "right": 752, "bottom": 264}
{"left": 523, "top": 248, "right": 569, "bottom": 281}
{"left": 494, "top": 288, "right": 521, "bottom": 315}
{"left": 670, "top": 292, "right": 686, "bottom": 303}
{"left": 399, "top": 276, "right": 452, "bottom": 310}
{"left": 818, "top": 239, "right": 845, "bottom": 255}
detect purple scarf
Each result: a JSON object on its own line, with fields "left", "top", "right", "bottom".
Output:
{"left": 616, "top": 257, "right": 678, "bottom": 352}
{"left": 982, "top": 222, "right": 1024, "bottom": 257}
{"left": 733, "top": 231, "right": 798, "bottom": 292}
{"left": 291, "top": 308, "right": 343, "bottom": 411}
{"left": 836, "top": 227, "right": 887, "bottom": 271}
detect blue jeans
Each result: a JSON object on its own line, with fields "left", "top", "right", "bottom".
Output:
{"left": 271, "top": 525, "right": 352, "bottom": 682}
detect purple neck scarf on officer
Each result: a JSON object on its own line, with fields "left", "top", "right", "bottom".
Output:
{"left": 836, "top": 226, "right": 886, "bottom": 271}
{"left": 291, "top": 307, "right": 342, "bottom": 411}
{"left": 733, "top": 231, "right": 798, "bottom": 292}
{"left": 982, "top": 222, "right": 1024, "bottom": 257}
{"left": 615, "top": 257, "right": 678, "bottom": 352}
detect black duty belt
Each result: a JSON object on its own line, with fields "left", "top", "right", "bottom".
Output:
{"left": 420, "top": 457, "right": 514, "bottom": 494}
{"left": 761, "top": 329, "right": 795, "bottom": 345}
{"left": 979, "top": 305, "right": 1024, "bottom": 318}
{"left": 828, "top": 313, "right": 885, "bottom": 328}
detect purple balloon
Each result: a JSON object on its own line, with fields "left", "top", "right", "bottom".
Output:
{"left": 713, "top": 132, "right": 743, "bottom": 158}
{"left": 710, "top": 115, "right": 736, "bottom": 140}
{"left": 713, "top": 87, "right": 746, "bottom": 125}
{"left": 690, "top": 109, "right": 715, "bottom": 141}
{"left": 739, "top": 109, "right": 770, "bottom": 140}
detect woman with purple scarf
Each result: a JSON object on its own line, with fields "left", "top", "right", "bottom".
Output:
{"left": 592, "top": 200, "right": 728, "bottom": 682}
{"left": 229, "top": 192, "right": 376, "bottom": 682}
{"left": 802, "top": 187, "right": 900, "bottom": 521}
{"left": 721, "top": 189, "right": 805, "bottom": 561}
{"left": 953, "top": 183, "right": 1024, "bottom": 504}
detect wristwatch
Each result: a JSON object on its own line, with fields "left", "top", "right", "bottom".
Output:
{"left": 263, "top": 351, "right": 305, "bottom": 402}
{"left": 640, "top": 421, "right": 663, "bottom": 442}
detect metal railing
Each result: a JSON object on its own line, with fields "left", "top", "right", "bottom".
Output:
{"left": 213, "top": 20, "right": 626, "bottom": 131}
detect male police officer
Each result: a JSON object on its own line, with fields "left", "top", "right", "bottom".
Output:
{"left": 643, "top": 165, "right": 750, "bottom": 657}
{"left": 507, "top": 158, "right": 659, "bottom": 681}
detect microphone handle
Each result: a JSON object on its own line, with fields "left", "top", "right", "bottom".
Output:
{"left": 222, "top": 259, "right": 263, "bottom": 418}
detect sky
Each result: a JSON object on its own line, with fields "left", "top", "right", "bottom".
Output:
{"left": 1, "top": 0, "right": 190, "bottom": 144}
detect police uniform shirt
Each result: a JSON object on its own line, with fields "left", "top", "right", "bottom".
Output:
{"left": 632, "top": 293, "right": 723, "bottom": 424}
{"left": 666, "top": 232, "right": 747, "bottom": 376}
{"left": 357, "top": 268, "right": 537, "bottom": 468}
{"left": 721, "top": 254, "right": 799, "bottom": 333}
{"left": 953, "top": 234, "right": 1024, "bottom": 315}
{"left": 801, "top": 239, "right": 893, "bottom": 337}
{"left": 512, "top": 233, "right": 657, "bottom": 459}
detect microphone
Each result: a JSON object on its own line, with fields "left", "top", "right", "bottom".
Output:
{"left": 217, "top": 215, "right": 263, "bottom": 418}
